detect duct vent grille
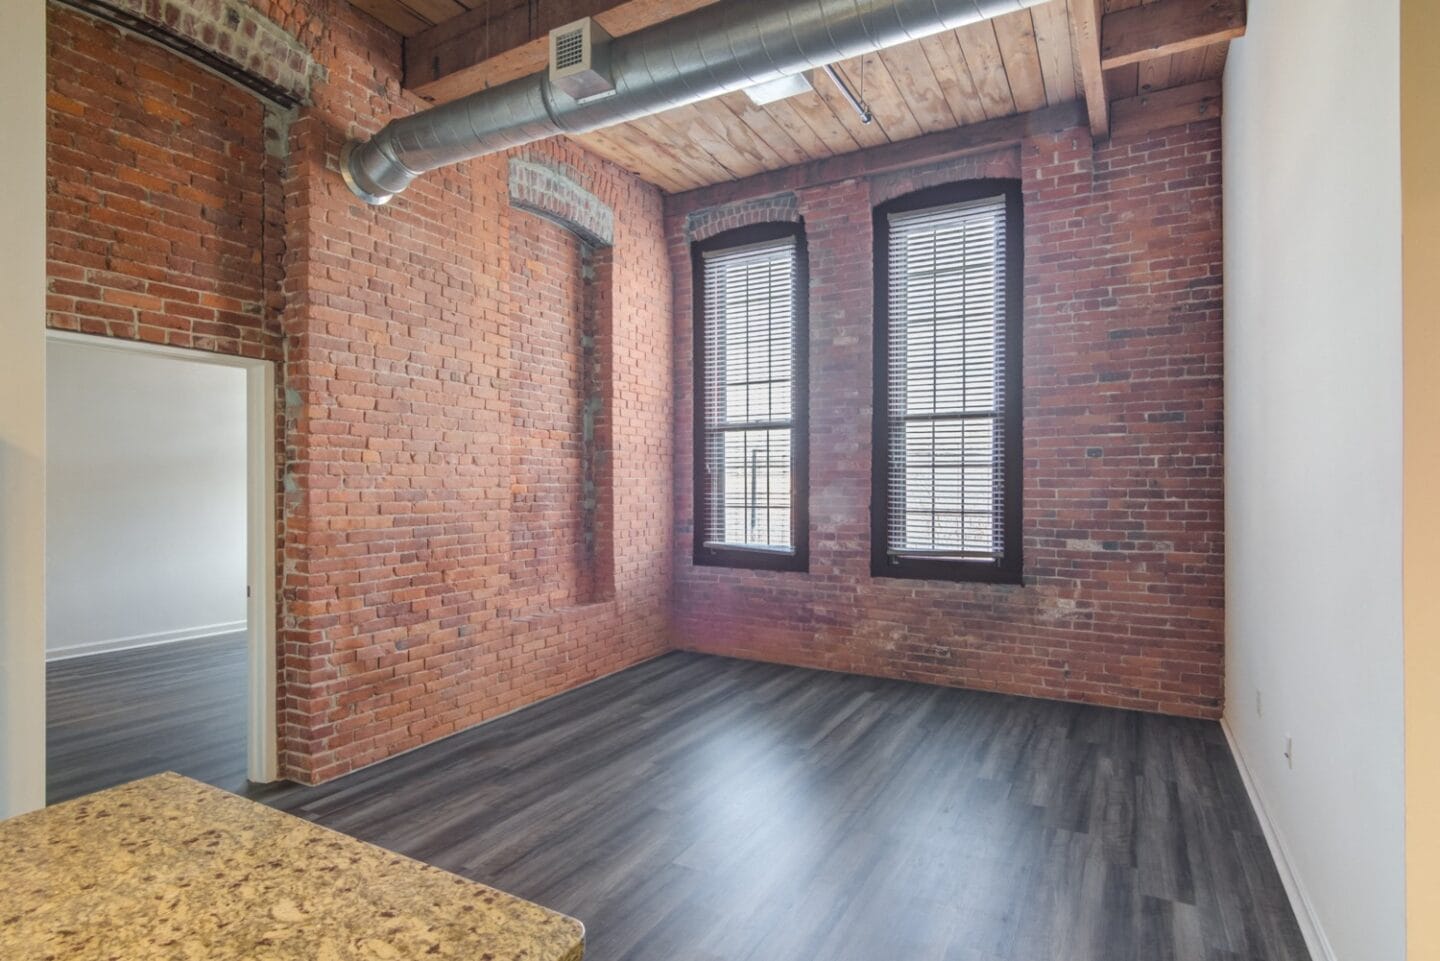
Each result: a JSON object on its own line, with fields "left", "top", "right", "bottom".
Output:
{"left": 549, "top": 17, "right": 615, "bottom": 100}
{"left": 554, "top": 28, "right": 585, "bottom": 70}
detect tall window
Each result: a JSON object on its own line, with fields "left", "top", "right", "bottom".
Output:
{"left": 692, "top": 222, "right": 808, "bottom": 571}
{"left": 872, "top": 181, "right": 1022, "bottom": 583}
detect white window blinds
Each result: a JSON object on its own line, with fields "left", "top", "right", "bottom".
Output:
{"left": 884, "top": 195, "right": 1009, "bottom": 561}
{"left": 700, "top": 237, "right": 797, "bottom": 552}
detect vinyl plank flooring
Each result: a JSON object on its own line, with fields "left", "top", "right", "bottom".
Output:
{"left": 43, "top": 640, "right": 1312, "bottom": 959}
{"left": 245, "top": 652, "right": 1310, "bottom": 961}
{"left": 46, "top": 632, "right": 249, "bottom": 804}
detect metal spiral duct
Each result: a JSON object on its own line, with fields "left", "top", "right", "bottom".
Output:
{"left": 341, "top": 0, "right": 1050, "bottom": 204}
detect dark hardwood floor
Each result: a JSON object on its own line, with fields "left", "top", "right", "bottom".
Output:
{"left": 46, "top": 631, "right": 249, "bottom": 804}
{"left": 245, "top": 652, "right": 1310, "bottom": 961}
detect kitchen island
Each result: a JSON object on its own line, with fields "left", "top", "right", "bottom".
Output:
{"left": 0, "top": 772, "right": 584, "bottom": 961}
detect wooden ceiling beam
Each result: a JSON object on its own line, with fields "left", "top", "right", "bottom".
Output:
{"left": 1067, "top": 0, "right": 1109, "bottom": 138}
{"left": 405, "top": 0, "right": 720, "bottom": 104}
{"left": 1100, "top": 0, "right": 1246, "bottom": 71}
{"left": 1110, "top": 77, "right": 1221, "bottom": 132}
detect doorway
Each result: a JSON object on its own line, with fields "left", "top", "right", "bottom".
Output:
{"left": 43, "top": 332, "right": 276, "bottom": 802}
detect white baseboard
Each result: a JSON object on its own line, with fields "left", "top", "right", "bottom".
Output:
{"left": 46, "top": 620, "right": 247, "bottom": 662}
{"left": 1220, "top": 718, "right": 1337, "bottom": 961}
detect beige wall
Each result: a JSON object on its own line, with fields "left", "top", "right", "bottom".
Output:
{"left": 1222, "top": 1, "right": 1405, "bottom": 958}
{"left": 0, "top": 0, "right": 48, "bottom": 818}
{"left": 1404, "top": 0, "right": 1439, "bottom": 954}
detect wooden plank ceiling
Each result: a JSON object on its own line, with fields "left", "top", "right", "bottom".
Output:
{"left": 349, "top": 0, "right": 1243, "bottom": 194}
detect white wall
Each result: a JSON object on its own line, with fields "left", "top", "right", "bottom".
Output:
{"left": 1223, "top": 1, "right": 1405, "bottom": 959}
{"left": 46, "top": 340, "right": 248, "bottom": 659}
{"left": 0, "top": 0, "right": 48, "bottom": 819}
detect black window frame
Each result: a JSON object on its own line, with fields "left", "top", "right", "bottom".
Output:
{"left": 691, "top": 221, "right": 810, "bottom": 572}
{"left": 870, "top": 180, "right": 1023, "bottom": 585}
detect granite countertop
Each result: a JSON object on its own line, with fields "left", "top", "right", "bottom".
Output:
{"left": 0, "top": 772, "right": 584, "bottom": 961}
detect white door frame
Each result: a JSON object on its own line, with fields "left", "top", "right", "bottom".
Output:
{"left": 46, "top": 330, "right": 279, "bottom": 784}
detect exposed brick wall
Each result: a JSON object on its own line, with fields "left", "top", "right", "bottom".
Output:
{"left": 506, "top": 155, "right": 618, "bottom": 608}
{"left": 46, "top": 5, "right": 279, "bottom": 361}
{"left": 71, "top": 0, "right": 319, "bottom": 104}
{"left": 509, "top": 156, "right": 615, "bottom": 247}
{"left": 868, "top": 148, "right": 1021, "bottom": 204}
{"left": 666, "top": 122, "right": 1225, "bottom": 718}
{"left": 585, "top": 248, "right": 617, "bottom": 601}
{"left": 45, "top": 0, "right": 673, "bottom": 784}
{"left": 685, "top": 192, "right": 800, "bottom": 241}
{"left": 272, "top": 7, "right": 672, "bottom": 782}
{"left": 508, "top": 210, "right": 592, "bottom": 607}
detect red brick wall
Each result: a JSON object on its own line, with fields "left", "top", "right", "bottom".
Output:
{"left": 666, "top": 122, "right": 1225, "bottom": 718}
{"left": 508, "top": 210, "right": 591, "bottom": 606}
{"left": 585, "top": 247, "right": 617, "bottom": 601}
{"left": 46, "top": 5, "right": 279, "bottom": 362}
{"left": 45, "top": 0, "right": 673, "bottom": 784}
{"left": 271, "top": 6, "right": 673, "bottom": 782}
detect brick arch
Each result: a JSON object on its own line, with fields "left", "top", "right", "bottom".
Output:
{"left": 505, "top": 156, "right": 617, "bottom": 610}
{"left": 685, "top": 192, "right": 800, "bottom": 242}
{"left": 508, "top": 158, "right": 615, "bottom": 247}
{"left": 867, "top": 147, "right": 1022, "bottom": 204}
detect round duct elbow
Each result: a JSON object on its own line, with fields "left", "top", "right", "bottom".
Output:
{"left": 340, "top": 139, "right": 417, "bottom": 206}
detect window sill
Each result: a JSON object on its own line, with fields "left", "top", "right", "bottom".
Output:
{"left": 694, "top": 545, "right": 807, "bottom": 573}
{"left": 870, "top": 556, "right": 1023, "bottom": 585}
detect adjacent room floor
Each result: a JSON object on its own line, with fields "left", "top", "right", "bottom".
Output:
{"left": 253, "top": 652, "right": 1311, "bottom": 961}
{"left": 46, "top": 632, "right": 249, "bottom": 804}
